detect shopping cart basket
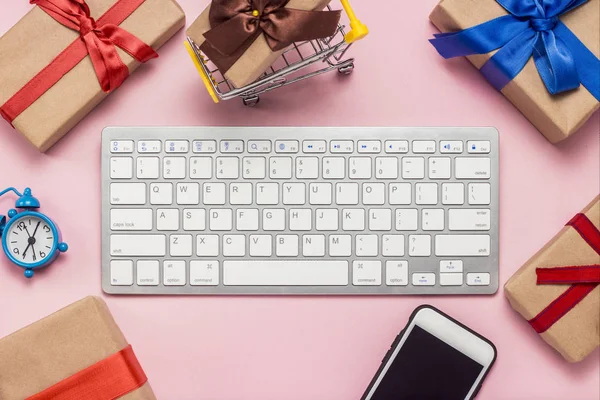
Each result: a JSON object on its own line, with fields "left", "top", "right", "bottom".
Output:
{"left": 185, "top": 0, "right": 368, "bottom": 106}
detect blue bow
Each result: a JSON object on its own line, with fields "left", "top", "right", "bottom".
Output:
{"left": 430, "top": 0, "right": 600, "bottom": 100}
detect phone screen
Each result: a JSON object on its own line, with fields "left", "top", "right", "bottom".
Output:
{"left": 369, "top": 325, "right": 484, "bottom": 400}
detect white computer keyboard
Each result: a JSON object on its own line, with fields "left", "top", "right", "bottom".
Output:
{"left": 102, "top": 127, "right": 499, "bottom": 295}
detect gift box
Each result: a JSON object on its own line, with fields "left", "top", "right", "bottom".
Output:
{"left": 186, "top": 0, "right": 340, "bottom": 88}
{"left": 0, "top": 296, "right": 155, "bottom": 399}
{"left": 429, "top": 0, "right": 600, "bottom": 144}
{"left": 504, "top": 196, "right": 600, "bottom": 362}
{"left": 0, "top": 0, "right": 185, "bottom": 152}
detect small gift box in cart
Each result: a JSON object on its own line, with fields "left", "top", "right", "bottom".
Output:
{"left": 185, "top": 0, "right": 368, "bottom": 106}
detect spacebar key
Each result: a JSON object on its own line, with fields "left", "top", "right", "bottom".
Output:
{"left": 223, "top": 261, "right": 349, "bottom": 286}
{"left": 110, "top": 235, "right": 166, "bottom": 256}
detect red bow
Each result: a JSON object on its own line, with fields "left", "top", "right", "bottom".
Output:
{"left": 31, "top": 0, "right": 158, "bottom": 92}
{"left": 528, "top": 213, "right": 600, "bottom": 333}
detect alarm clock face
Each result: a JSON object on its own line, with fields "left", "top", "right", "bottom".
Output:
{"left": 5, "top": 214, "right": 56, "bottom": 266}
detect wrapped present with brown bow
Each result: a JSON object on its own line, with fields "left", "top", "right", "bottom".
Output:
{"left": 186, "top": 0, "right": 341, "bottom": 88}
{"left": 0, "top": 297, "right": 155, "bottom": 399}
{"left": 504, "top": 195, "right": 600, "bottom": 362}
{"left": 0, "top": 0, "right": 185, "bottom": 152}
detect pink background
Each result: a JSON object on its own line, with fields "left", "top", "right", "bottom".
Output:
{"left": 1, "top": 1, "right": 599, "bottom": 399}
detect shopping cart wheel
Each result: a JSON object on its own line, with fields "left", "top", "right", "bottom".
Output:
{"left": 242, "top": 96, "right": 260, "bottom": 107}
{"left": 338, "top": 63, "right": 354, "bottom": 75}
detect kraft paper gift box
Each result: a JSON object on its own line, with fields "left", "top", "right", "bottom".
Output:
{"left": 504, "top": 196, "right": 600, "bottom": 363}
{"left": 0, "top": 0, "right": 185, "bottom": 152}
{"left": 429, "top": 0, "right": 600, "bottom": 144}
{"left": 0, "top": 296, "right": 156, "bottom": 399}
{"left": 187, "top": 0, "right": 336, "bottom": 89}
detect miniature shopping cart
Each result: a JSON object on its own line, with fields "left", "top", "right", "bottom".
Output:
{"left": 185, "top": 0, "right": 368, "bottom": 106}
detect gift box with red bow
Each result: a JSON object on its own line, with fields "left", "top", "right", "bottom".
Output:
{"left": 504, "top": 196, "right": 600, "bottom": 362}
{"left": 186, "top": 0, "right": 341, "bottom": 88}
{"left": 0, "top": 0, "right": 185, "bottom": 152}
{"left": 0, "top": 297, "right": 155, "bottom": 399}
{"left": 429, "top": 0, "right": 599, "bottom": 143}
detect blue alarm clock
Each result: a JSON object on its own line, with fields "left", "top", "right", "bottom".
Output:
{"left": 0, "top": 187, "right": 67, "bottom": 278}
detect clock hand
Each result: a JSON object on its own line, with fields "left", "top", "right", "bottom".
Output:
{"left": 22, "top": 243, "right": 31, "bottom": 258}
{"left": 24, "top": 225, "right": 32, "bottom": 238}
{"left": 32, "top": 221, "right": 41, "bottom": 238}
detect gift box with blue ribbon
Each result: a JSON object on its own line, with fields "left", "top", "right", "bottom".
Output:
{"left": 429, "top": 0, "right": 599, "bottom": 143}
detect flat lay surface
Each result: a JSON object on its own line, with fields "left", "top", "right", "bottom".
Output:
{"left": 1, "top": 0, "right": 599, "bottom": 399}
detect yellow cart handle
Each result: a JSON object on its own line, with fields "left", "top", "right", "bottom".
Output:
{"left": 340, "top": 0, "right": 369, "bottom": 44}
{"left": 185, "top": 40, "right": 220, "bottom": 103}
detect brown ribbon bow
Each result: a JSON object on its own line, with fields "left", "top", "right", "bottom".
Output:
{"left": 202, "top": 0, "right": 341, "bottom": 72}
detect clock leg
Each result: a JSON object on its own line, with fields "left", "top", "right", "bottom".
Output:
{"left": 24, "top": 269, "right": 34, "bottom": 279}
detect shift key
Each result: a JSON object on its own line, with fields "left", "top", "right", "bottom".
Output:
{"left": 435, "top": 235, "right": 490, "bottom": 256}
{"left": 110, "top": 235, "right": 166, "bottom": 256}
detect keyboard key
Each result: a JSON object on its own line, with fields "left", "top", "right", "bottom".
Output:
{"left": 110, "top": 260, "right": 133, "bottom": 285}
{"left": 468, "top": 183, "right": 491, "bottom": 205}
{"left": 203, "top": 183, "right": 226, "bottom": 205}
{"left": 422, "top": 209, "right": 444, "bottom": 231}
{"left": 249, "top": 235, "right": 272, "bottom": 257}
{"left": 150, "top": 183, "right": 173, "bottom": 205}
{"left": 210, "top": 209, "right": 233, "bottom": 231}
{"left": 316, "top": 209, "right": 339, "bottom": 231}
{"left": 217, "top": 157, "right": 239, "bottom": 179}
{"left": 110, "top": 183, "right": 145, "bottom": 205}
{"left": 165, "top": 141, "right": 189, "bottom": 153}
{"left": 183, "top": 209, "right": 206, "bottom": 231}
{"left": 263, "top": 209, "right": 285, "bottom": 231}
{"left": 342, "top": 209, "right": 365, "bottom": 231}
{"left": 412, "top": 273, "right": 436, "bottom": 286}
{"left": 290, "top": 209, "right": 312, "bottom": 231}
{"left": 275, "top": 140, "right": 299, "bottom": 153}
{"left": 296, "top": 157, "right": 319, "bottom": 179}
{"left": 137, "top": 260, "right": 159, "bottom": 286}
{"left": 270, "top": 157, "right": 293, "bottom": 179}
{"left": 330, "top": 140, "right": 354, "bottom": 153}
{"left": 323, "top": 157, "right": 345, "bottom": 179}
{"left": 336, "top": 183, "right": 359, "bottom": 205}
{"left": 164, "top": 157, "right": 186, "bottom": 179}
{"left": 256, "top": 183, "right": 279, "bottom": 205}
{"left": 236, "top": 209, "right": 259, "bottom": 231}
{"left": 382, "top": 235, "right": 404, "bottom": 256}
{"left": 389, "top": 183, "right": 411, "bottom": 205}
{"left": 467, "top": 273, "right": 491, "bottom": 286}
{"left": 375, "top": 157, "right": 398, "bottom": 179}
{"left": 408, "top": 235, "right": 431, "bottom": 256}
{"left": 276, "top": 235, "right": 299, "bottom": 256}
{"left": 440, "top": 273, "right": 463, "bottom": 286}
{"left": 415, "top": 183, "right": 438, "bottom": 205}
{"left": 302, "top": 235, "right": 326, "bottom": 256}
{"left": 242, "top": 157, "right": 266, "bottom": 179}
{"left": 283, "top": 183, "right": 306, "bottom": 205}
{"left": 170, "top": 234, "right": 193, "bottom": 256}
{"left": 110, "top": 235, "right": 166, "bottom": 256}
{"left": 138, "top": 140, "right": 161, "bottom": 153}
{"left": 197, "top": 235, "right": 219, "bottom": 256}
{"left": 440, "top": 260, "right": 463, "bottom": 273}
{"left": 223, "top": 235, "right": 246, "bottom": 257}
{"left": 163, "top": 261, "right": 186, "bottom": 285}
{"left": 356, "top": 235, "right": 378, "bottom": 256}
{"left": 329, "top": 235, "right": 352, "bottom": 256}
{"left": 137, "top": 157, "right": 160, "bottom": 179}
{"left": 190, "top": 157, "right": 213, "bottom": 179}
{"left": 369, "top": 209, "right": 392, "bottom": 231}
{"left": 468, "top": 141, "right": 491, "bottom": 153}
{"left": 309, "top": 183, "right": 332, "bottom": 205}
{"left": 110, "top": 157, "right": 133, "bottom": 179}
{"left": 428, "top": 158, "right": 451, "bottom": 179}
{"left": 220, "top": 140, "right": 244, "bottom": 153}
{"left": 248, "top": 140, "right": 272, "bottom": 153}
{"left": 363, "top": 183, "right": 385, "bottom": 205}
{"left": 157, "top": 209, "right": 179, "bottom": 231}
{"left": 449, "top": 209, "right": 491, "bottom": 231}
{"left": 230, "top": 183, "right": 253, "bottom": 205}
{"left": 358, "top": 140, "right": 381, "bottom": 153}
{"left": 190, "top": 261, "right": 219, "bottom": 285}
{"left": 440, "top": 141, "right": 463, "bottom": 153}
{"left": 385, "top": 140, "right": 409, "bottom": 153}
{"left": 413, "top": 140, "right": 436, "bottom": 153}
{"left": 303, "top": 140, "right": 326, "bottom": 153}
{"left": 177, "top": 183, "right": 200, "bottom": 205}
{"left": 395, "top": 209, "right": 418, "bottom": 231}
{"left": 442, "top": 183, "right": 464, "bottom": 205}
{"left": 435, "top": 235, "right": 491, "bottom": 256}
{"left": 110, "top": 140, "right": 134, "bottom": 153}
{"left": 193, "top": 140, "right": 217, "bottom": 153}
{"left": 223, "top": 261, "right": 349, "bottom": 286}
{"left": 111, "top": 209, "right": 152, "bottom": 231}
{"left": 402, "top": 157, "right": 425, "bottom": 179}
{"left": 349, "top": 157, "right": 372, "bottom": 179}
{"left": 386, "top": 261, "right": 408, "bottom": 286}
{"left": 353, "top": 261, "right": 382, "bottom": 285}
{"left": 455, "top": 158, "right": 491, "bottom": 179}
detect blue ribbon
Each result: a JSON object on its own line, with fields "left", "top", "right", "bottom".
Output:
{"left": 430, "top": 0, "right": 600, "bottom": 101}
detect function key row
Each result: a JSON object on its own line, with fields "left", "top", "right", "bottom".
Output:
{"left": 110, "top": 140, "right": 491, "bottom": 155}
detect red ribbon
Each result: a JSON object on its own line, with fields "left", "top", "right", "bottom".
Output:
{"left": 0, "top": 0, "right": 157, "bottom": 125}
{"left": 26, "top": 345, "right": 147, "bottom": 400}
{"left": 528, "top": 213, "right": 600, "bottom": 333}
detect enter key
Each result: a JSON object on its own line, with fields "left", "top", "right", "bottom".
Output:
{"left": 449, "top": 209, "right": 491, "bottom": 231}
